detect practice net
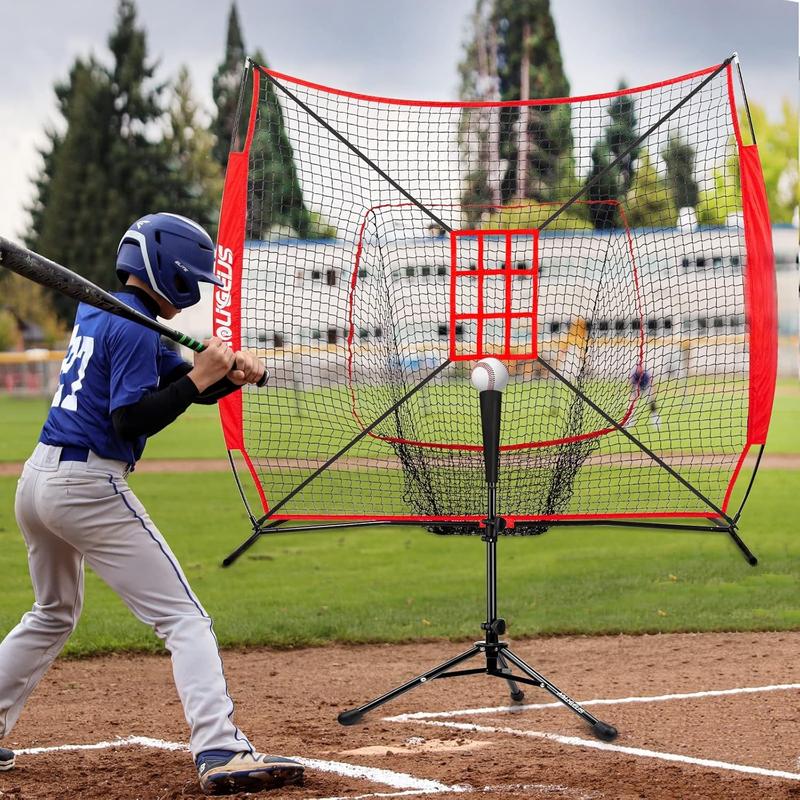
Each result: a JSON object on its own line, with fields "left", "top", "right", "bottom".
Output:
{"left": 213, "top": 58, "right": 776, "bottom": 530}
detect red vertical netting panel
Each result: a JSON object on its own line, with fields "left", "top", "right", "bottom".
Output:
{"left": 740, "top": 144, "right": 777, "bottom": 445}
{"left": 214, "top": 70, "right": 261, "bottom": 450}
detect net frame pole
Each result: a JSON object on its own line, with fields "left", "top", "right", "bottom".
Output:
{"left": 230, "top": 57, "right": 252, "bottom": 153}
{"left": 536, "top": 355, "right": 755, "bottom": 564}
{"left": 222, "top": 62, "right": 459, "bottom": 563}
{"left": 222, "top": 360, "right": 453, "bottom": 566}
{"left": 733, "top": 53, "right": 757, "bottom": 144}
{"left": 226, "top": 449, "right": 259, "bottom": 531}
{"left": 732, "top": 445, "right": 764, "bottom": 525}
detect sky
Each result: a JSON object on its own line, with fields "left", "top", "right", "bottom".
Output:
{"left": 0, "top": 0, "right": 796, "bottom": 239}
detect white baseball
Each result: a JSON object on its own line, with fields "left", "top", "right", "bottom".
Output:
{"left": 470, "top": 358, "right": 509, "bottom": 392}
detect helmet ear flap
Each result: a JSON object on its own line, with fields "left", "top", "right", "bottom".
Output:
{"left": 116, "top": 240, "right": 146, "bottom": 285}
{"left": 174, "top": 273, "right": 190, "bottom": 294}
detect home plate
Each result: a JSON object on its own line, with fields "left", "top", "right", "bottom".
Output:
{"left": 341, "top": 737, "right": 491, "bottom": 756}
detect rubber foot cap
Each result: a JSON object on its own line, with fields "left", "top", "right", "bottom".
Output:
{"left": 591, "top": 721, "right": 618, "bottom": 741}
{"left": 510, "top": 690, "right": 525, "bottom": 702}
{"left": 338, "top": 709, "right": 364, "bottom": 726}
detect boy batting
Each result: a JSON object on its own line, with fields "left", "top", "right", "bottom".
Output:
{"left": 0, "top": 213, "right": 303, "bottom": 795}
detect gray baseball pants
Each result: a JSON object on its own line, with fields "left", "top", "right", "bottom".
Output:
{"left": 0, "top": 443, "right": 253, "bottom": 757}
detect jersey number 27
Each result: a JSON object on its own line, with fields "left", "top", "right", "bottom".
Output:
{"left": 52, "top": 325, "right": 95, "bottom": 412}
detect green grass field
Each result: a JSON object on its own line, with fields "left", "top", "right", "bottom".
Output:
{"left": 0, "top": 381, "right": 797, "bottom": 656}
{"left": 2, "top": 379, "right": 799, "bottom": 462}
{"left": 0, "top": 467, "right": 797, "bottom": 656}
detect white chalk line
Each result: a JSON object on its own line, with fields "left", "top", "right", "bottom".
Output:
{"left": 15, "top": 735, "right": 186, "bottom": 755}
{"left": 12, "top": 736, "right": 467, "bottom": 797}
{"left": 313, "top": 792, "right": 454, "bottom": 800}
{"left": 408, "top": 719, "right": 800, "bottom": 783}
{"left": 384, "top": 682, "right": 800, "bottom": 721}
{"left": 294, "top": 756, "right": 466, "bottom": 793}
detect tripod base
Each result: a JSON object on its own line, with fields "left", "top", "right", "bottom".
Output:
{"left": 337, "top": 638, "right": 617, "bottom": 741}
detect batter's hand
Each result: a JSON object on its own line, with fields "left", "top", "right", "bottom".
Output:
{"left": 228, "top": 350, "right": 266, "bottom": 386}
{"left": 188, "top": 337, "right": 236, "bottom": 392}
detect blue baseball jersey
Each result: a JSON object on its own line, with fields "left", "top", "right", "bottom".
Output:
{"left": 40, "top": 291, "right": 187, "bottom": 464}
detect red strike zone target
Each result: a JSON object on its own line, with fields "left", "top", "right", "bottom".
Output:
{"left": 450, "top": 229, "right": 539, "bottom": 361}
{"left": 213, "top": 61, "right": 777, "bottom": 527}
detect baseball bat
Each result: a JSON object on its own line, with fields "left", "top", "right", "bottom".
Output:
{"left": 0, "top": 236, "right": 268, "bottom": 386}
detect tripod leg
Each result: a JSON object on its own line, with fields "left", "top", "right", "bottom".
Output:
{"left": 338, "top": 645, "right": 482, "bottom": 725}
{"left": 497, "top": 652, "right": 524, "bottom": 702}
{"left": 502, "top": 649, "right": 617, "bottom": 741}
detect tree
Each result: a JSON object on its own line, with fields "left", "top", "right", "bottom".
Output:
{"left": 23, "top": 60, "right": 91, "bottom": 325}
{"left": 103, "top": 0, "right": 172, "bottom": 243}
{"left": 25, "top": 114, "right": 65, "bottom": 252}
{"left": 586, "top": 141, "right": 623, "bottom": 229}
{"left": 209, "top": 18, "right": 331, "bottom": 238}
{"left": 747, "top": 100, "right": 798, "bottom": 224}
{"left": 164, "top": 66, "right": 225, "bottom": 235}
{"left": 696, "top": 147, "right": 741, "bottom": 226}
{"left": 696, "top": 102, "right": 797, "bottom": 227}
{"left": 585, "top": 84, "right": 639, "bottom": 229}
{"left": 212, "top": 3, "right": 246, "bottom": 169}
{"left": 0, "top": 274, "right": 66, "bottom": 347}
{"left": 624, "top": 152, "right": 676, "bottom": 228}
{"left": 458, "top": 0, "right": 502, "bottom": 226}
{"left": 492, "top": 0, "right": 572, "bottom": 202}
{"left": 28, "top": 57, "right": 116, "bottom": 318}
{"left": 247, "top": 49, "right": 313, "bottom": 239}
{"left": 661, "top": 135, "right": 698, "bottom": 211}
{"left": 26, "top": 0, "right": 190, "bottom": 319}
{"left": 458, "top": 0, "right": 574, "bottom": 222}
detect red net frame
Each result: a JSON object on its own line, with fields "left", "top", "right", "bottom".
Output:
{"left": 212, "top": 59, "right": 777, "bottom": 531}
{"left": 449, "top": 229, "right": 539, "bottom": 361}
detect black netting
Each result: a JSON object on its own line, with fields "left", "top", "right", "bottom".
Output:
{"left": 234, "top": 62, "right": 748, "bottom": 528}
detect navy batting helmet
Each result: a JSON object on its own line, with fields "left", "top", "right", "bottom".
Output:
{"left": 116, "top": 213, "right": 222, "bottom": 309}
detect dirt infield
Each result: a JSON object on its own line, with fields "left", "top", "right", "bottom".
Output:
{"left": 1, "top": 631, "right": 798, "bottom": 799}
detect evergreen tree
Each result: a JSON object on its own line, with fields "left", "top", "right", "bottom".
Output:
{"left": 605, "top": 89, "right": 639, "bottom": 192}
{"left": 625, "top": 152, "right": 676, "bottom": 228}
{"left": 458, "top": 0, "right": 574, "bottom": 222}
{"left": 29, "top": 57, "right": 116, "bottom": 318}
{"left": 492, "top": 0, "right": 572, "bottom": 202}
{"left": 165, "top": 66, "right": 225, "bottom": 235}
{"left": 24, "top": 54, "right": 82, "bottom": 329}
{"left": 458, "top": 0, "right": 502, "bottom": 225}
{"left": 103, "top": 0, "right": 171, "bottom": 249}
{"left": 661, "top": 135, "right": 698, "bottom": 211}
{"left": 26, "top": 0, "right": 188, "bottom": 319}
{"left": 212, "top": 3, "right": 246, "bottom": 168}
{"left": 586, "top": 142, "right": 623, "bottom": 229}
{"left": 24, "top": 92, "right": 67, "bottom": 252}
{"left": 247, "top": 49, "right": 312, "bottom": 239}
{"left": 585, "top": 84, "right": 639, "bottom": 229}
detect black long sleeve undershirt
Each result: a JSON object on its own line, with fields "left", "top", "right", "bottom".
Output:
{"left": 111, "top": 364, "right": 241, "bottom": 441}
{"left": 162, "top": 362, "right": 241, "bottom": 405}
